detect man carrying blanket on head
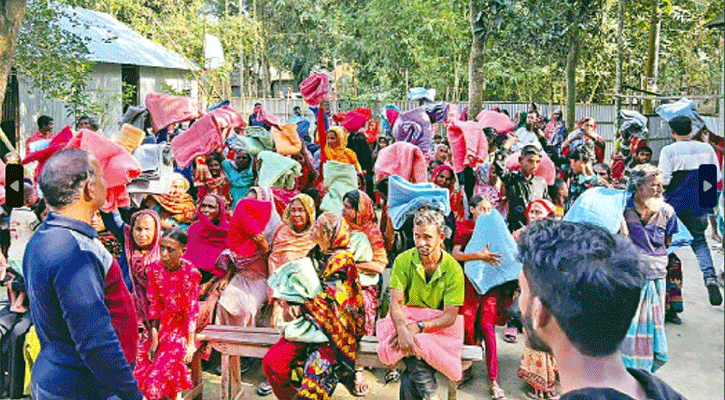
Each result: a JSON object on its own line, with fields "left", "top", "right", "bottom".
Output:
{"left": 376, "top": 208, "right": 465, "bottom": 400}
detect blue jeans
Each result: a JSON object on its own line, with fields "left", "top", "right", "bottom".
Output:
{"left": 678, "top": 212, "right": 716, "bottom": 285}
{"left": 400, "top": 357, "right": 438, "bottom": 400}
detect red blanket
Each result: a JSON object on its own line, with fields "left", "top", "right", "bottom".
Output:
{"left": 171, "top": 113, "right": 223, "bottom": 169}
{"left": 65, "top": 129, "right": 141, "bottom": 211}
{"left": 145, "top": 92, "right": 202, "bottom": 132}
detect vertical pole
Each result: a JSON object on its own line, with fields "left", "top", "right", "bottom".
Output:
{"left": 614, "top": 0, "right": 624, "bottom": 132}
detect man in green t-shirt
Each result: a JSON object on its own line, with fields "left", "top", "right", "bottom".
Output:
{"left": 388, "top": 208, "right": 465, "bottom": 400}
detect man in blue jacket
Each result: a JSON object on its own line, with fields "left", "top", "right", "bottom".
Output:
{"left": 24, "top": 149, "right": 141, "bottom": 400}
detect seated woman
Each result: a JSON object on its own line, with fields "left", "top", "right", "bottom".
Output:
{"left": 432, "top": 164, "right": 467, "bottom": 223}
{"left": 292, "top": 149, "right": 318, "bottom": 193}
{"left": 451, "top": 195, "right": 512, "bottom": 399}
{"left": 323, "top": 126, "right": 361, "bottom": 172}
{"left": 149, "top": 173, "right": 197, "bottom": 231}
{"left": 262, "top": 212, "right": 365, "bottom": 400}
{"left": 342, "top": 190, "right": 387, "bottom": 395}
{"left": 222, "top": 149, "right": 255, "bottom": 208}
{"left": 473, "top": 162, "right": 507, "bottom": 218}
{"left": 196, "top": 152, "right": 232, "bottom": 205}
{"left": 215, "top": 198, "right": 273, "bottom": 327}
{"left": 268, "top": 194, "right": 317, "bottom": 275}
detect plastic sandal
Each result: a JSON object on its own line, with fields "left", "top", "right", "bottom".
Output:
{"left": 503, "top": 327, "right": 518, "bottom": 343}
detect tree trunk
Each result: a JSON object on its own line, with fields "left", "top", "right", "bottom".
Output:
{"left": 565, "top": 27, "right": 581, "bottom": 132}
{"left": 643, "top": 0, "right": 661, "bottom": 114}
{"left": 467, "top": 0, "right": 486, "bottom": 119}
{"left": 614, "top": 0, "right": 625, "bottom": 131}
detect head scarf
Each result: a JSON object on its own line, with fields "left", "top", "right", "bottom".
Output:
{"left": 283, "top": 193, "right": 316, "bottom": 232}
{"left": 324, "top": 127, "right": 360, "bottom": 174}
{"left": 525, "top": 199, "right": 557, "bottom": 222}
{"left": 227, "top": 198, "right": 272, "bottom": 258}
{"left": 152, "top": 174, "right": 196, "bottom": 224}
{"left": 184, "top": 194, "right": 230, "bottom": 278}
{"left": 431, "top": 164, "right": 456, "bottom": 191}
{"left": 314, "top": 212, "right": 351, "bottom": 253}
{"left": 475, "top": 162, "right": 493, "bottom": 187}
{"left": 124, "top": 209, "right": 162, "bottom": 323}
{"left": 344, "top": 190, "right": 386, "bottom": 263}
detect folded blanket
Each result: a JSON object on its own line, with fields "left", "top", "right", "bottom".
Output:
{"left": 374, "top": 142, "right": 428, "bottom": 183}
{"left": 376, "top": 306, "right": 464, "bottom": 381}
{"left": 464, "top": 210, "right": 521, "bottom": 295}
{"left": 388, "top": 175, "right": 450, "bottom": 230}
{"left": 145, "top": 92, "right": 202, "bottom": 132}
{"left": 655, "top": 98, "right": 696, "bottom": 121}
{"left": 246, "top": 126, "right": 275, "bottom": 150}
{"left": 115, "top": 124, "right": 145, "bottom": 154}
{"left": 447, "top": 119, "right": 488, "bottom": 174}
{"left": 392, "top": 107, "right": 433, "bottom": 156}
{"left": 563, "top": 187, "right": 627, "bottom": 234}
{"left": 300, "top": 73, "right": 329, "bottom": 106}
{"left": 475, "top": 110, "right": 515, "bottom": 135}
{"left": 209, "top": 106, "right": 245, "bottom": 129}
{"left": 342, "top": 111, "right": 367, "bottom": 132}
{"left": 133, "top": 144, "right": 162, "bottom": 173}
{"left": 350, "top": 232, "right": 378, "bottom": 286}
{"left": 504, "top": 150, "right": 556, "bottom": 185}
{"left": 22, "top": 126, "right": 74, "bottom": 176}
{"left": 255, "top": 105, "right": 280, "bottom": 127}
{"left": 171, "top": 113, "right": 223, "bottom": 168}
{"left": 121, "top": 106, "right": 148, "bottom": 130}
{"left": 28, "top": 139, "right": 51, "bottom": 153}
{"left": 423, "top": 102, "right": 448, "bottom": 124}
{"left": 269, "top": 258, "right": 328, "bottom": 343}
{"left": 408, "top": 87, "right": 436, "bottom": 103}
{"left": 382, "top": 104, "right": 400, "bottom": 134}
{"left": 258, "top": 151, "right": 301, "bottom": 189}
{"left": 271, "top": 123, "right": 302, "bottom": 155}
{"left": 208, "top": 99, "right": 230, "bottom": 111}
{"left": 65, "top": 129, "right": 141, "bottom": 212}
{"left": 320, "top": 161, "right": 358, "bottom": 214}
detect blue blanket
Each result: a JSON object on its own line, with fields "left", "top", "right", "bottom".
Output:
{"left": 564, "top": 187, "right": 628, "bottom": 234}
{"left": 668, "top": 218, "right": 693, "bottom": 254}
{"left": 464, "top": 210, "right": 522, "bottom": 295}
{"left": 320, "top": 161, "right": 358, "bottom": 214}
{"left": 388, "top": 175, "right": 451, "bottom": 230}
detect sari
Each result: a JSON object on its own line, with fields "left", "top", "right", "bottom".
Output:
{"left": 216, "top": 199, "right": 273, "bottom": 327}
{"left": 249, "top": 186, "right": 284, "bottom": 245}
{"left": 151, "top": 175, "right": 196, "bottom": 229}
{"left": 124, "top": 210, "right": 162, "bottom": 372}
{"left": 184, "top": 194, "right": 230, "bottom": 279}
{"left": 268, "top": 194, "right": 317, "bottom": 272}
{"left": 195, "top": 162, "right": 232, "bottom": 204}
{"left": 473, "top": 162, "right": 507, "bottom": 217}
{"left": 432, "top": 165, "right": 467, "bottom": 222}
{"left": 323, "top": 126, "right": 361, "bottom": 172}
{"left": 344, "top": 190, "right": 387, "bottom": 336}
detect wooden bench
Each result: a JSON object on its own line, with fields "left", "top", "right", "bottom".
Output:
{"left": 197, "top": 325, "right": 483, "bottom": 400}
{"left": 182, "top": 350, "right": 204, "bottom": 400}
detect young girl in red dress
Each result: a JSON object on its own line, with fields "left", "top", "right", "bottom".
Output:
{"left": 135, "top": 228, "right": 201, "bottom": 400}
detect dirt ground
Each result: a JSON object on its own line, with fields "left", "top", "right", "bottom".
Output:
{"left": 201, "top": 233, "right": 724, "bottom": 400}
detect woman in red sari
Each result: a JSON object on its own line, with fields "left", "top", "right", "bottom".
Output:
{"left": 432, "top": 164, "right": 467, "bottom": 222}
{"left": 135, "top": 228, "right": 201, "bottom": 400}
{"left": 262, "top": 212, "right": 365, "bottom": 400}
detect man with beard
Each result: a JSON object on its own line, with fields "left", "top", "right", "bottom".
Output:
{"left": 658, "top": 116, "right": 722, "bottom": 305}
{"left": 388, "top": 208, "right": 465, "bottom": 400}
{"left": 621, "top": 164, "right": 678, "bottom": 370}
{"left": 517, "top": 221, "right": 685, "bottom": 400}
{"left": 512, "top": 111, "right": 544, "bottom": 153}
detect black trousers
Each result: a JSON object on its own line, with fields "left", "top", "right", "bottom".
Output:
{"left": 0, "top": 307, "right": 32, "bottom": 398}
{"left": 400, "top": 357, "right": 438, "bottom": 400}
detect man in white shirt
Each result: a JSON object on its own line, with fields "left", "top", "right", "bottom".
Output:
{"left": 658, "top": 115, "right": 722, "bottom": 306}
{"left": 512, "top": 111, "right": 544, "bottom": 152}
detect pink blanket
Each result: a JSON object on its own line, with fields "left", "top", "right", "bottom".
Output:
{"left": 475, "top": 110, "right": 515, "bottom": 135}
{"left": 446, "top": 119, "right": 488, "bottom": 174}
{"left": 299, "top": 73, "right": 329, "bottom": 106}
{"left": 376, "top": 307, "right": 464, "bottom": 381}
{"left": 65, "top": 129, "right": 141, "bottom": 212}
{"left": 209, "top": 106, "right": 245, "bottom": 129}
{"left": 374, "top": 142, "right": 427, "bottom": 183}
{"left": 504, "top": 150, "right": 556, "bottom": 185}
{"left": 171, "top": 113, "right": 223, "bottom": 169}
{"left": 145, "top": 92, "right": 202, "bottom": 132}
{"left": 254, "top": 105, "right": 280, "bottom": 127}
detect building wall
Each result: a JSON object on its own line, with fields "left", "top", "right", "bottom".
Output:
{"left": 138, "top": 66, "right": 198, "bottom": 103}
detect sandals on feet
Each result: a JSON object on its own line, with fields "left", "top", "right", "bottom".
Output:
{"left": 257, "top": 381, "right": 273, "bottom": 396}
{"left": 503, "top": 327, "right": 518, "bottom": 343}
{"left": 490, "top": 385, "right": 505, "bottom": 399}
{"left": 352, "top": 370, "right": 370, "bottom": 397}
{"left": 385, "top": 369, "right": 400, "bottom": 383}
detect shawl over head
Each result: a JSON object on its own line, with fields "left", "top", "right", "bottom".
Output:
{"left": 248, "top": 186, "right": 283, "bottom": 245}
{"left": 344, "top": 190, "right": 386, "bottom": 262}
{"left": 124, "top": 209, "right": 162, "bottom": 324}
{"left": 525, "top": 199, "right": 557, "bottom": 221}
{"left": 227, "top": 198, "right": 272, "bottom": 258}
{"left": 268, "top": 193, "right": 317, "bottom": 272}
{"left": 283, "top": 193, "right": 316, "bottom": 232}
{"left": 184, "top": 194, "right": 230, "bottom": 277}
{"left": 152, "top": 174, "right": 196, "bottom": 224}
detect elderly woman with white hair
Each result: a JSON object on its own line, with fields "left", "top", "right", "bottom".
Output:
{"left": 620, "top": 164, "right": 679, "bottom": 372}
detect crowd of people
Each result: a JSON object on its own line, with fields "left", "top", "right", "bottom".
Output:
{"left": 1, "top": 79, "right": 722, "bottom": 400}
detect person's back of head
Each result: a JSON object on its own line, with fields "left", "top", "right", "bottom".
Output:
{"left": 518, "top": 220, "right": 643, "bottom": 357}
{"left": 39, "top": 149, "right": 96, "bottom": 209}
{"left": 567, "top": 145, "right": 593, "bottom": 164}
{"left": 669, "top": 116, "right": 691, "bottom": 137}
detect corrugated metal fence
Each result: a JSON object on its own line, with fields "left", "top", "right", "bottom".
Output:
{"left": 231, "top": 98, "right": 724, "bottom": 163}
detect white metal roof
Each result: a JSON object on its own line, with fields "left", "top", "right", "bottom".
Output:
{"left": 56, "top": 5, "right": 196, "bottom": 71}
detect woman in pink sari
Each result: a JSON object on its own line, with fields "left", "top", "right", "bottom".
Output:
{"left": 184, "top": 194, "right": 230, "bottom": 285}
